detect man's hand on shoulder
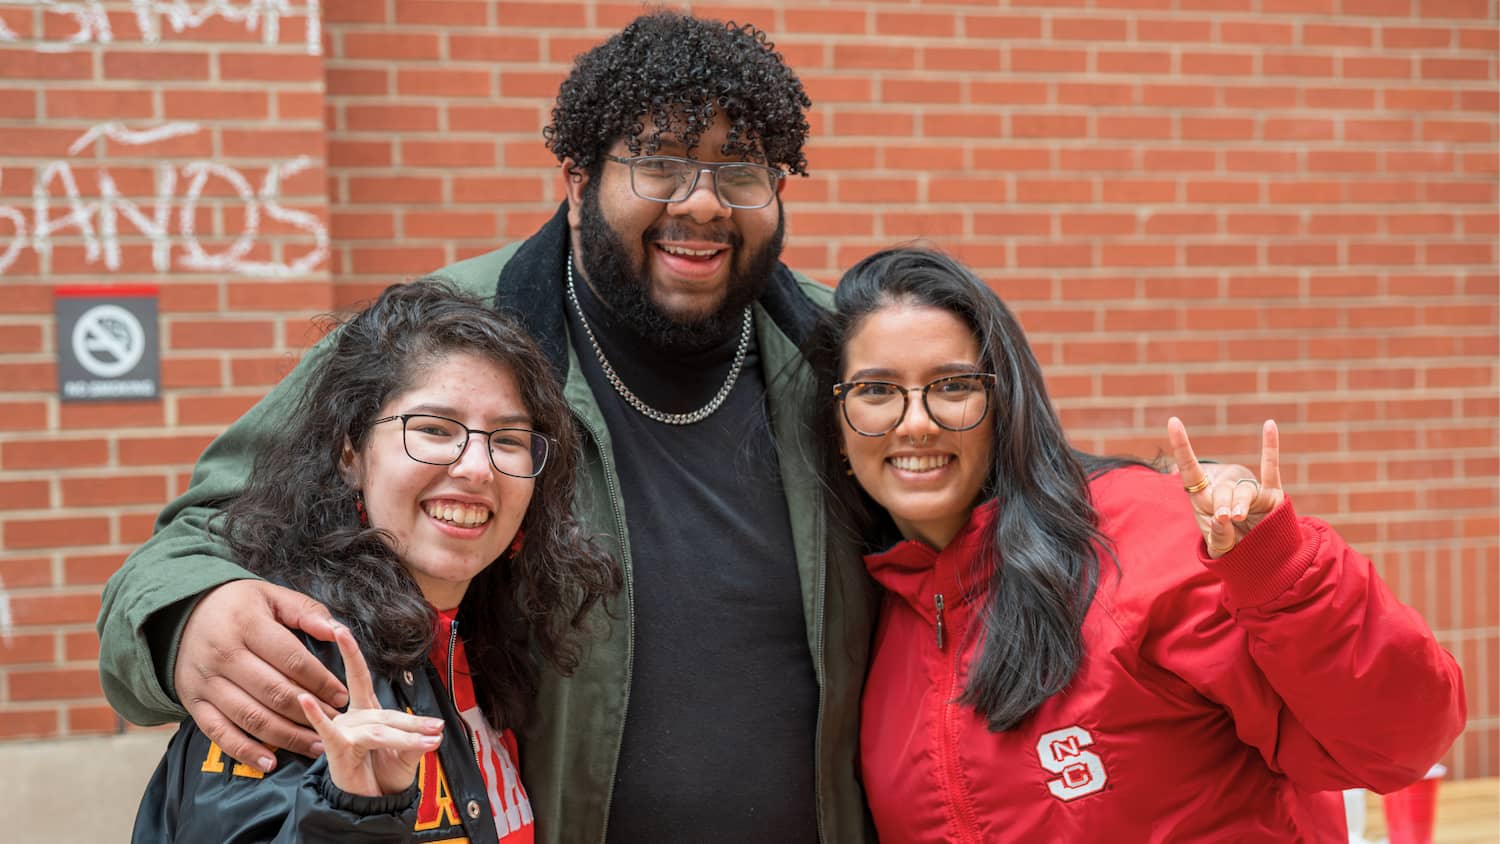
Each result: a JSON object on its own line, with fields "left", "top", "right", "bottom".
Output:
{"left": 175, "top": 580, "right": 348, "bottom": 772}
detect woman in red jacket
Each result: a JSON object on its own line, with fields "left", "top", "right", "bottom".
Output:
{"left": 810, "top": 247, "right": 1465, "bottom": 843}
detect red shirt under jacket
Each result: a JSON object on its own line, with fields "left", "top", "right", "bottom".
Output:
{"left": 429, "top": 608, "right": 535, "bottom": 844}
{"left": 860, "top": 466, "right": 1465, "bottom": 843}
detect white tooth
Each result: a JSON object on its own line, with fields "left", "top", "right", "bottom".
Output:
{"left": 427, "top": 500, "right": 491, "bottom": 526}
{"left": 891, "top": 455, "right": 952, "bottom": 472}
{"left": 663, "top": 245, "right": 717, "bottom": 257}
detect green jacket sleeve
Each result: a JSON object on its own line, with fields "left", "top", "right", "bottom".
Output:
{"left": 96, "top": 338, "right": 333, "bottom": 725}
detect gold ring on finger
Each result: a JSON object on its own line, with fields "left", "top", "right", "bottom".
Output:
{"left": 1209, "top": 539, "right": 1235, "bottom": 554}
{"left": 1184, "top": 477, "right": 1210, "bottom": 494}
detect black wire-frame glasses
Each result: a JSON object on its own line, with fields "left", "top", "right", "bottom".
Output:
{"left": 370, "top": 414, "right": 551, "bottom": 478}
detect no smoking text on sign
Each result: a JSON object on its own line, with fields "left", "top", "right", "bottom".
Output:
{"left": 55, "top": 286, "right": 160, "bottom": 402}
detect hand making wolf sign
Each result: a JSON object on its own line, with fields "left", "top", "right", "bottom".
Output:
{"left": 1168, "top": 417, "right": 1287, "bottom": 560}
{"left": 296, "top": 625, "right": 444, "bottom": 798}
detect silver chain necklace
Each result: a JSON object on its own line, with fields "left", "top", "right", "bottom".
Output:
{"left": 565, "top": 253, "right": 752, "bottom": 426}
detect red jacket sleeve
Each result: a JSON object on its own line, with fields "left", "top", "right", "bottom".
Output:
{"left": 1146, "top": 496, "right": 1466, "bottom": 794}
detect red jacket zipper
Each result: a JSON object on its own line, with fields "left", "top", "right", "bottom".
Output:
{"left": 934, "top": 592, "right": 983, "bottom": 843}
{"left": 934, "top": 593, "right": 945, "bottom": 651}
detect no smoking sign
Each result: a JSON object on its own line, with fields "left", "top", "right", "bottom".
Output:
{"left": 55, "top": 286, "right": 160, "bottom": 402}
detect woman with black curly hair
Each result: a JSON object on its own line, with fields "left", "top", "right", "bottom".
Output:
{"left": 131, "top": 281, "right": 618, "bottom": 842}
{"left": 103, "top": 11, "right": 878, "bottom": 844}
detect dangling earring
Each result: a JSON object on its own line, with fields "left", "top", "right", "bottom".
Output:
{"left": 840, "top": 454, "right": 854, "bottom": 477}
{"left": 354, "top": 490, "right": 368, "bottom": 527}
{"left": 509, "top": 528, "right": 525, "bottom": 556}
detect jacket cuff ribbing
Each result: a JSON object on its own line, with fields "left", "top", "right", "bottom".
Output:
{"left": 318, "top": 774, "right": 420, "bottom": 816}
{"left": 1200, "top": 495, "right": 1315, "bottom": 608}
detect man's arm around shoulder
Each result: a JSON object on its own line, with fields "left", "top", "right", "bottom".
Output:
{"left": 98, "top": 348, "right": 326, "bottom": 724}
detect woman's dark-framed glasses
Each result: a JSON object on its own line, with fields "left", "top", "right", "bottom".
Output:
{"left": 832, "top": 373, "right": 997, "bottom": 437}
{"left": 604, "top": 154, "right": 783, "bottom": 209}
{"left": 371, "top": 414, "right": 551, "bottom": 479}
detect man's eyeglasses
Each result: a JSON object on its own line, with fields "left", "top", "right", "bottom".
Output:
{"left": 371, "top": 414, "right": 552, "bottom": 479}
{"left": 833, "top": 373, "right": 998, "bottom": 437}
{"left": 605, "top": 154, "right": 783, "bottom": 210}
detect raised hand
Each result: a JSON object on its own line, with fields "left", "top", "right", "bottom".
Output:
{"left": 1168, "top": 417, "right": 1286, "bottom": 559}
{"left": 297, "top": 625, "right": 444, "bottom": 798}
{"left": 175, "top": 580, "right": 348, "bottom": 772}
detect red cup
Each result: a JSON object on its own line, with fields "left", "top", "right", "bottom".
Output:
{"left": 1382, "top": 773, "right": 1440, "bottom": 844}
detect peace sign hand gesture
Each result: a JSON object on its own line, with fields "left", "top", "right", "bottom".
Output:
{"left": 1168, "top": 417, "right": 1287, "bottom": 559}
{"left": 296, "top": 625, "right": 444, "bottom": 798}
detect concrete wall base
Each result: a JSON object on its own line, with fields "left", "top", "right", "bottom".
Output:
{"left": 1, "top": 730, "right": 173, "bottom": 842}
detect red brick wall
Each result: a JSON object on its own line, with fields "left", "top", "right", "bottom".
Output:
{"left": 0, "top": 0, "right": 330, "bottom": 739}
{"left": 1, "top": 1, "right": 1495, "bottom": 779}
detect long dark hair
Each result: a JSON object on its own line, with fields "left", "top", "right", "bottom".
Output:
{"left": 810, "top": 247, "right": 1142, "bottom": 731}
{"left": 218, "top": 280, "right": 619, "bottom": 730}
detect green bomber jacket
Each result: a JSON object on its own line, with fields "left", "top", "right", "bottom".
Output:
{"left": 96, "top": 204, "right": 878, "bottom": 844}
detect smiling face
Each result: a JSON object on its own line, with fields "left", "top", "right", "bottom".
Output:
{"left": 566, "top": 111, "right": 785, "bottom": 351}
{"left": 840, "top": 304, "right": 995, "bottom": 550}
{"left": 342, "top": 351, "right": 536, "bottom": 610}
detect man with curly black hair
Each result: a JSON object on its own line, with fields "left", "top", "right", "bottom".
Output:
{"left": 100, "top": 10, "right": 878, "bottom": 844}
{"left": 546, "top": 10, "right": 811, "bottom": 356}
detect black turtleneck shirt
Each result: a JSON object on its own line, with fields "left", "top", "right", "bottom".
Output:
{"left": 564, "top": 275, "right": 818, "bottom": 844}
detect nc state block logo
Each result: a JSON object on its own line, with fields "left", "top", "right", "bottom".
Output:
{"left": 1035, "top": 725, "right": 1107, "bottom": 801}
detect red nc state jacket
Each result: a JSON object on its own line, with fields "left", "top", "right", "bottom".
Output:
{"left": 859, "top": 466, "right": 1465, "bottom": 844}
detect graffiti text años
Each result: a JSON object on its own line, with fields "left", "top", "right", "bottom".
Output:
{"left": 0, "top": 122, "right": 329, "bottom": 279}
{"left": 0, "top": 0, "right": 321, "bottom": 54}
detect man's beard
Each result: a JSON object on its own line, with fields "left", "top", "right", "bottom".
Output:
{"left": 576, "top": 181, "right": 785, "bottom": 354}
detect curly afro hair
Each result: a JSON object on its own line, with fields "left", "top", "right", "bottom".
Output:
{"left": 544, "top": 10, "right": 811, "bottom": 179}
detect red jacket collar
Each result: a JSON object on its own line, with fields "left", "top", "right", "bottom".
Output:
{"left": 863, "top": 500, "right": 998, "bottom": 624}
